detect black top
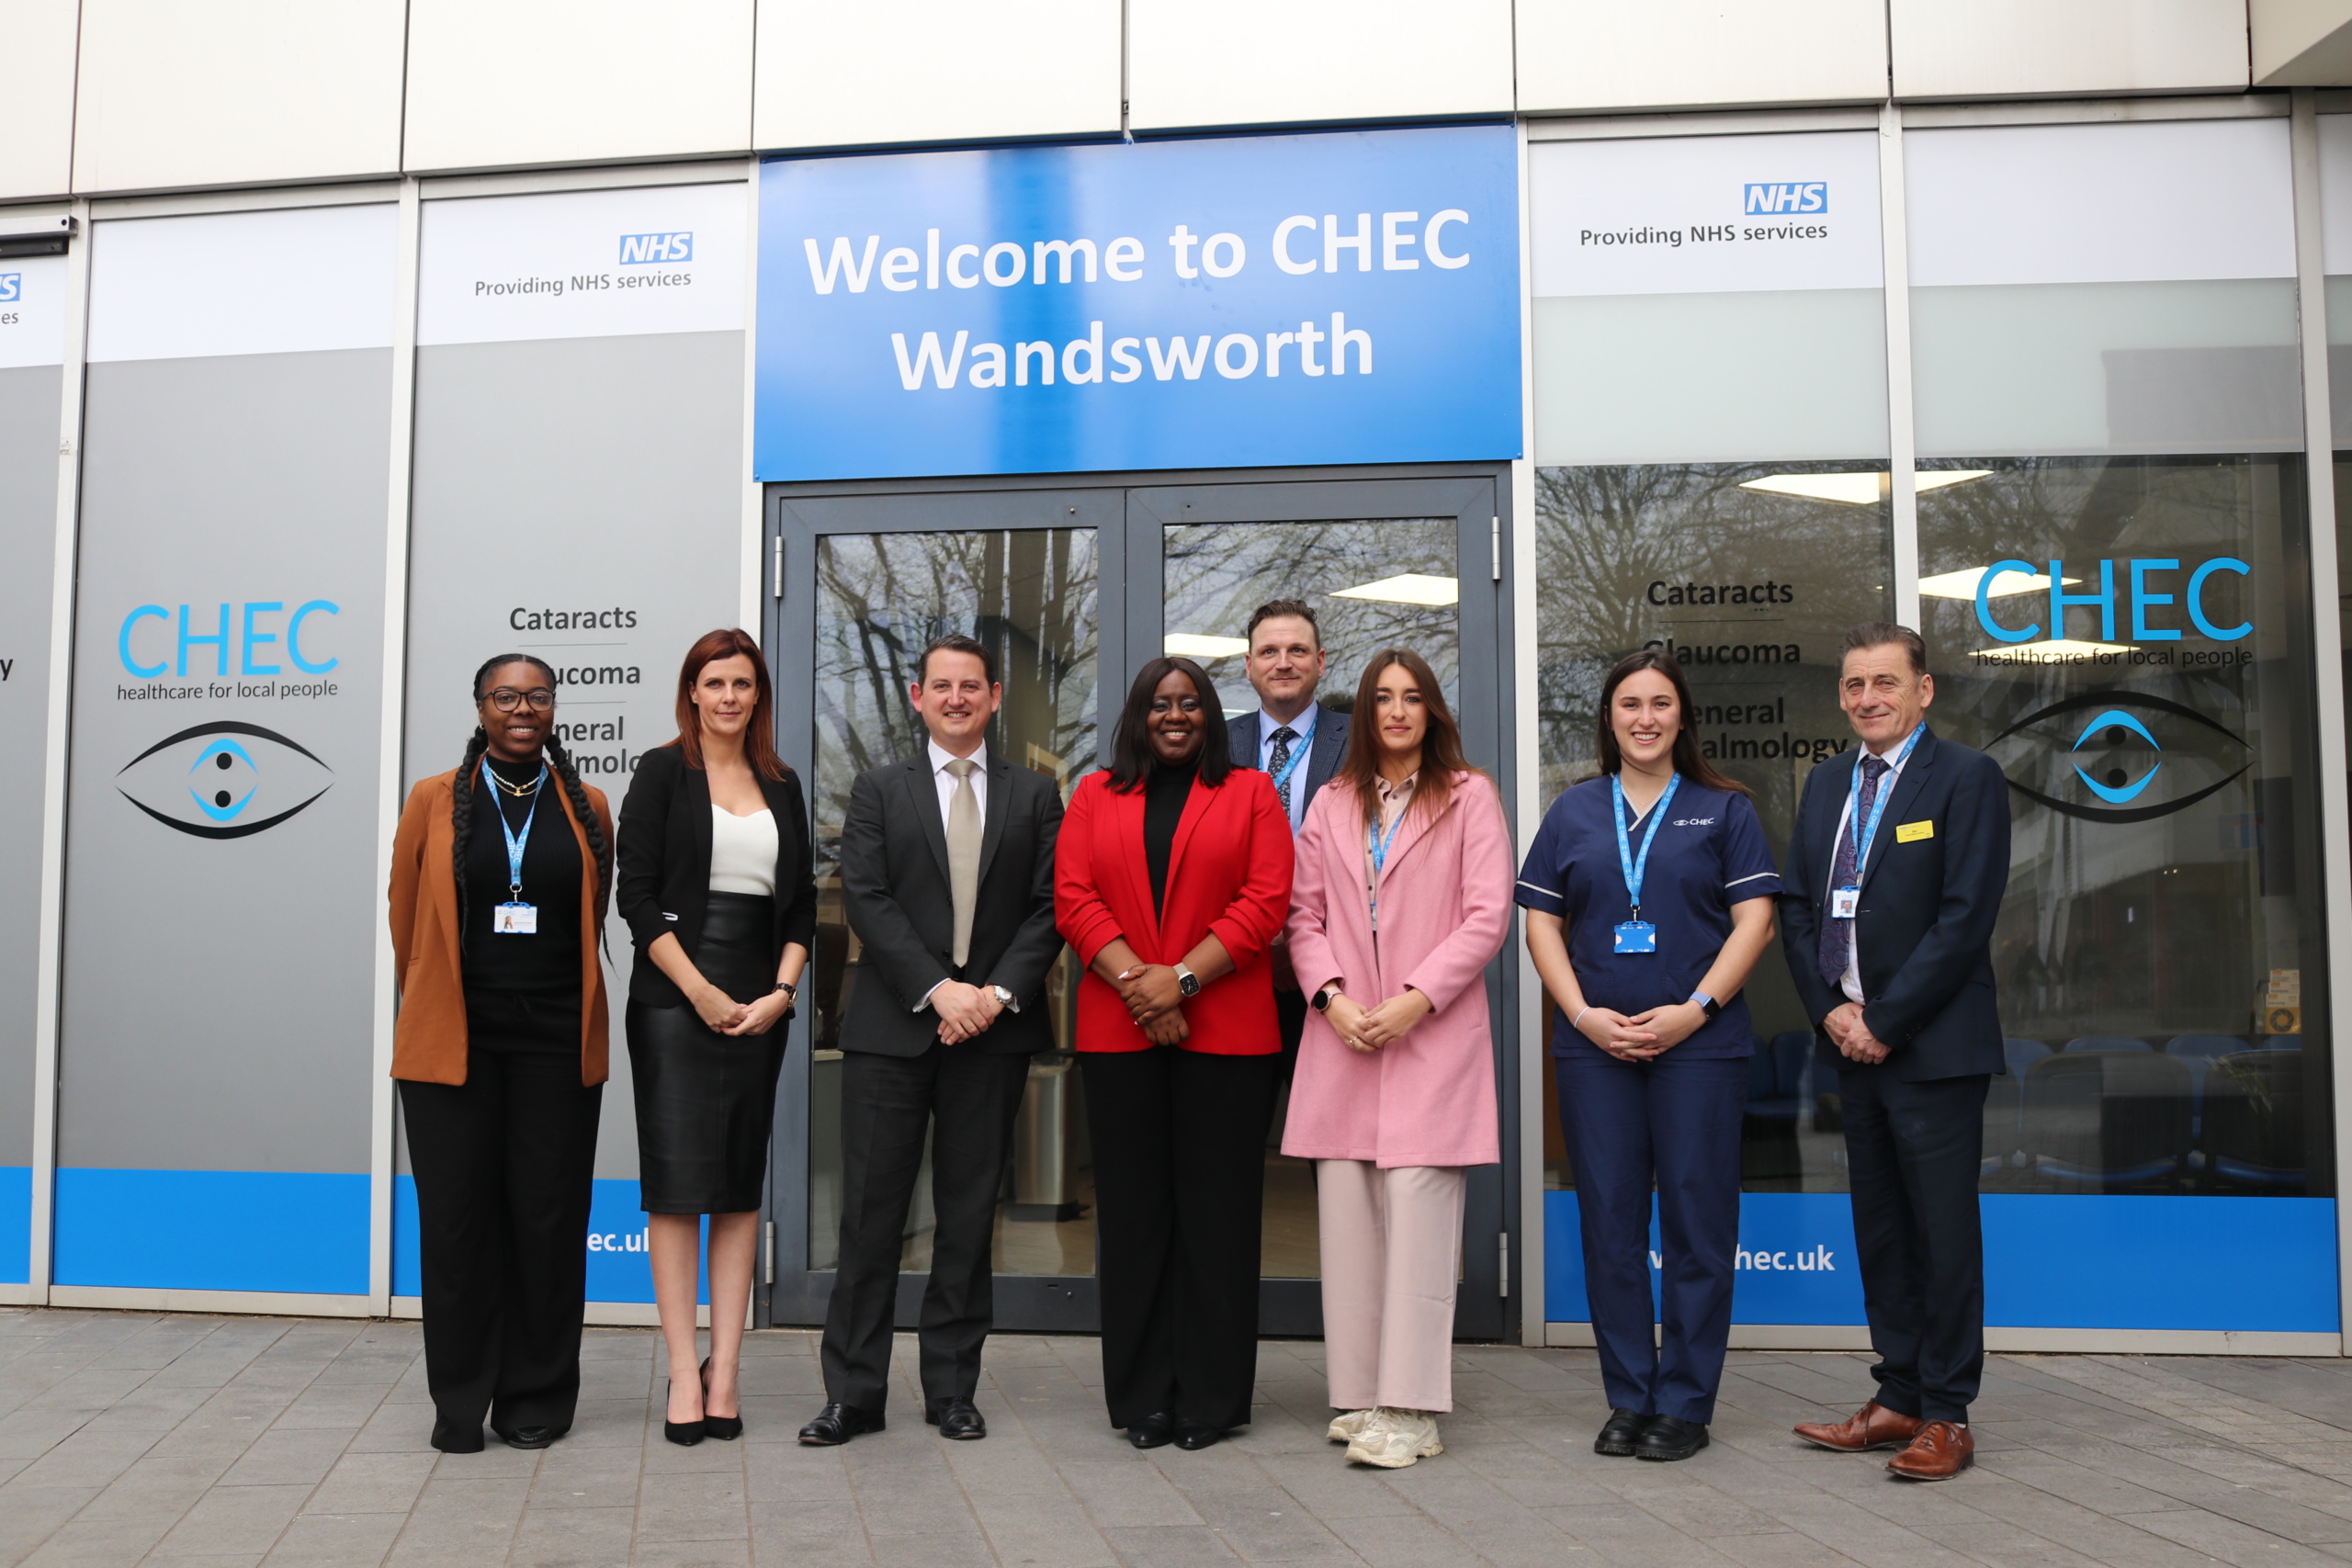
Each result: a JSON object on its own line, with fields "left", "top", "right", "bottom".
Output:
{"left": 462, "top": 754, "right": 582, "bottom": 1049}
{"left": 616, "top": 743, "right": 820, "bottom": 1011}
{"left": 1143, "top": 761, "right": 1193, "bottom": 918}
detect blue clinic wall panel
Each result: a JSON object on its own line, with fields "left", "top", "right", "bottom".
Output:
{"left": 1546, "top": 1191, "right": 2338, "bottom": 1333}
{"left": 53, "top": 1169, "right": 368, "bottom": 1294}
{"left": 393, "top": 1177, "right": 704, "bottom": 1306}
{"left": 754, "top": 125, "right": 1522, "bottom": 480}
{"left": 0, "top": 1167, "right": 28, "bottom": 1284}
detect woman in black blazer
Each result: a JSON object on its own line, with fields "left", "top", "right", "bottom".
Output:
{"left": 617, "top": 628, "right": 815, "bottom": 1445}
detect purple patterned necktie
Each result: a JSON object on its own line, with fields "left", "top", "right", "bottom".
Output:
{"left": 1819, "top": 754, "right": 1891, "bottom": 987}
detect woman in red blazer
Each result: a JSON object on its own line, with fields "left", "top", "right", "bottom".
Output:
{"left": 1057, "top": 657, "right": 1294, "bottom": 1451}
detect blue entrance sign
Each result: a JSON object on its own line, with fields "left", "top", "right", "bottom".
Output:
{"left": 753, "top": 125, "right": 1522, "bottom": 480}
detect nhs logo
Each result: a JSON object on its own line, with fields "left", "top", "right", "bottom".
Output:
{"left": 1744, "top": 183, "right": 1828, "bottom": 216}
{"left": 618, "top": 231, "right": 693, "bottom": 265}
{"left": 0, "top": 274, "right": 19, "bottom": 303}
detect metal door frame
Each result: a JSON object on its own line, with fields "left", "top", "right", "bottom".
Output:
{"left": 760, "top": 462, "right": 1523, "bottom": 1342}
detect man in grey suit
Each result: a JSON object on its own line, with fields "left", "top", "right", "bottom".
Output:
{"left": 798, "top": 634, "right": 1065, "bottom": 1447}
{"left": 1225, "top": 599, "right": 1351, "bottom": 1051}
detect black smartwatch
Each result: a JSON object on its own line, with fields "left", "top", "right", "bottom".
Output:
{"left": 1175, "top": 964, "right": 1202, "bottom": 998}
{"left": 1310, "top": 986, "right": 1337, "bottom": 1013}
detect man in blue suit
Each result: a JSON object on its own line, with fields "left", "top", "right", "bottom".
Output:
{"left": 1780, "top": 623, "right": 2010, "bottom": 1482}
{"left": 1226, "top": 599, "right": 1351, "bottom": 1049}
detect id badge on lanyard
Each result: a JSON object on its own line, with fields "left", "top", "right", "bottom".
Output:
{"left": 1829, "top": 726, "right": 1921, "bottom": 923}
{"left": 1611, "top": 773, "right": 1679, "bottom": 955}
{"left": 485, "top": 760, "right": 548, "bottom": 936}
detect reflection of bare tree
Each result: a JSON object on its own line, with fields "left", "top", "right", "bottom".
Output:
{"left": 1162, "top": 520, "right": 1461, "bottom": 709}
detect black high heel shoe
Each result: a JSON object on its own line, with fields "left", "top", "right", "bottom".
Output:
{"left": 700, "top": 1358, "right": 742, "bottom": 1441}
{"left": 663, "top": 1378, "right": 705, "bottom": 1447}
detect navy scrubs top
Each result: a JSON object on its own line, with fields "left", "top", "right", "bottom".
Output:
{"left": 1515, "top": 776, "right": 1781, "bottom": 1061}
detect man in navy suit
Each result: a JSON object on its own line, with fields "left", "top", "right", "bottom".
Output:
{"left": 1779, "top": 623, "right": 2010, "bottom": 1482}
{"left": 1225, "top": 599, "right": 1351, "bottom": 1050}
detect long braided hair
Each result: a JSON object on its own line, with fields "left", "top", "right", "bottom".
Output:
{"left": 453, "top": 654, "right": 613, "bottom": 938}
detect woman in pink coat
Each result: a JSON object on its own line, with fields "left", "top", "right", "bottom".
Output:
{"left": 1283, "top": 648, "right": 1514, "bottom": 1470}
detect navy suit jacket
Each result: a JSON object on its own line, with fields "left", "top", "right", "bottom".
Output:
{"left": 1779, "top": 725, "right": 2011, "bottom": 1082}
{"left": 1227, "top": 702, "right": 1351, "bottom": 813}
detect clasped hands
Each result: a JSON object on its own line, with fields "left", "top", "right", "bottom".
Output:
{"left": 1574, "top": 1000, "right": 1707, "bottom": 1063}
{"left": 691, "top": 983, "right": 794, "bottom": 1037}
{"left": 1114, "top": 964, "right": 1190, "bottom": 1046}
{"left": 1321, "top": 987, "right": 1432, "bottom": 1053}
{"left": 1823, "top": 1001, "right": 1890, "bottom": 1065}
{"left": 930, "top": 980, "right": 1004, "bottom": 1045}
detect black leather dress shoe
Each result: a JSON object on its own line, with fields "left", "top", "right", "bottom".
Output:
{"left": 1593, "top": 1408, "right": 1646, "bottom": 1457}
{"left": 1172, "top": 1418, "right": 1223, "bottom": 1451}
{"left": 502, "top": 1426, "right": 560, "bottom": 1450}
{"left": 430, "top": 1417, "right": 484, "bottom": 1454}
{"left": 797, "top": 1402, "right": 885, "bottom": 1446}
{"left": 927, "top": 1397, "right": 987, "bottom": 1439}
{"left": 1126, "top": 1412, "right": 1175, "bottom": 1450}
{"left": 1635, "top": 1415, "right": 1710, "bottom": 1461}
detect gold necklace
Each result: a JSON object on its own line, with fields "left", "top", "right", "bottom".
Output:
{"left": 486, "top": 763, "right": 542, "bottom": 797}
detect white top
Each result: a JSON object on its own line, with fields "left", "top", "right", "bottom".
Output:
{"left": 1828, "top": 725, "right": 1921, "bottom": 1008}
{"left": 708, "top": 805, "right": 777, "bottom": 897}
{"left": 927, "top": 738, "right": 989, "bottom": 825}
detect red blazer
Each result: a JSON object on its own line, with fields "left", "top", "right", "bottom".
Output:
{"left": 1056, "top": 766, "right": 1295, "bottom": 1055}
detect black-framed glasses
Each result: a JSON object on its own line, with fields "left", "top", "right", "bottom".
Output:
{"left": 486, "top": 687, "right": 556, "bottom": 713}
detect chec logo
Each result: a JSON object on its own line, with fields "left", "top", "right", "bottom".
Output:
{"left": 1988, "top": 692, "right": 2251, "bottom": 825}
{"left": 1743, "top": 182, "right": 1826, "bottom": 215}
{"left": 118, "top": 721, "right": 333, "bottom": 839}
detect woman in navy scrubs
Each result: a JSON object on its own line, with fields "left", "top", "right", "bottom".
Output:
{"left": 1516, "top": 649, "right": 1779, "bottom": 1463}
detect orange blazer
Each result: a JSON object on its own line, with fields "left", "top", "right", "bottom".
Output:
{"left": 388, "top": 768, "right": 612, "bottom": 1086}
{"left": 1055, "top": 766, "right": 1295, "bottom": 1055}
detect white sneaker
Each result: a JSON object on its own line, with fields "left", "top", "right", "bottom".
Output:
{"left": 1345, "top": 1407, "right": 1442, "bottom": 1468}
{"left": 1326, "top": 1408, "right": 1377, "bottom": 1444}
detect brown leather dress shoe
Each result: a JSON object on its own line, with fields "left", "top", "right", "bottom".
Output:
{"left": 1792, "top": 1400, "right": 1924, "bottom": 1452}
{"left": 1886, "top": 1421, "right": 1973, "bottom": 1480}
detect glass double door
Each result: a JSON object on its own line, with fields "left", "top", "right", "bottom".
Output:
{"left": 763, "top": 475, "right": 1513, "bottom": 1340}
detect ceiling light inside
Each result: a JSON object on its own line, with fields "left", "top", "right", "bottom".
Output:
{"left": 1329, "top": 573, "right": 1459, "bottom": 606}
{"left": 1739, "top": 469, "right": 1994, "bottom": 506}
{"left": 1917, "top": 566, "right": 2080, "bottom": 600}
{"left": 1164, "top": 633, "right": 1249, "bottom": 660}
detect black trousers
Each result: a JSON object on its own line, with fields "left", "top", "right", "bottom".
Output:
{"left": 820, "top": 1045, "right": 1034, "bottom": 1412}
{"left": 400, "top": 1051, "right": 601, "bottom": 1439}
{"left": 1837, "top": 1064, "right": 1990, "bottom": 1424}
{"left": 1080, "top": 1047, "right": 1280, "bottom": 1432}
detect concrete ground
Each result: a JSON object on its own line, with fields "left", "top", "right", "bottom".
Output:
{"left": 4, "top": 1308, "right": 2351, "bottom": 1567}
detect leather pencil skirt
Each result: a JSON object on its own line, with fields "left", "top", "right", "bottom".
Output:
{"left": 627, "top": 892, "right": 788, "bottom": 1215}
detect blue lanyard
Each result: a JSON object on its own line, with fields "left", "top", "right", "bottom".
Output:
{"left": 1610, "top": 773, "right": 1679, "bottom": 918}
{"left": 1842, "top": 724, "right": 1924, "bottom": 883}
{"left": 1366, "top": 803, "right": 1408, "bottom": 929}
{"left": 481, "top": 760, "right": 547, "bottom": 900}
{"left": 1267, "top": 727, "right": 1311, "bottom": 795}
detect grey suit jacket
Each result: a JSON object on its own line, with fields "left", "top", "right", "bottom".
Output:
{"left": 1227, "top": 703, "right": 1351, "bottom": 820}
{"left": 836, "top": 750, "right": 1065, "bottom": 1056}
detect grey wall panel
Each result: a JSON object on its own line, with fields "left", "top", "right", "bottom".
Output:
{"left": 62, "top": 348, "right": 390, "bottom": 1174}
{"left": 0, "top": 366, "right": 62, "bottom": 1168}
{"left": 405, "top": 329, "right": 744, "bottom": 1179}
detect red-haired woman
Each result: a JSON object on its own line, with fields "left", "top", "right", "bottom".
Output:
{"left": 617, "top": 629, "right": 815, "bottom": 1444}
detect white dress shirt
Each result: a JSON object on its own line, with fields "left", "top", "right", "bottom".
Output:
{"left": 916, "top": 739, "right": 1014, "bottom": 1013}
{"left": 1255, "top": 702, "right": 1320, "bottom": 834}
{"left": 1828, "top": 724, "right": 1920, "bottom": 1007}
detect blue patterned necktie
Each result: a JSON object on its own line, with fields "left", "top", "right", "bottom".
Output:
{"left": 1819, "top": 754, "right": 1891, "bottom": 988}
{"left": 1269, "top": 727, "right": 1298, "bottom": 816}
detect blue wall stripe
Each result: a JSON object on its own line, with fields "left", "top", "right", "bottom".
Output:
{"left": 53, "top": 1168, "right": 368, "bottom": 1294}
{"left": 1545, "top": 1191, "right": 2339, "bottom": 1333}
{"left": 0, "top": 1168, "right": 28, "bottom": 1285}
{"left": 392, "top": 1176, "right": 702, "bottom": 1306}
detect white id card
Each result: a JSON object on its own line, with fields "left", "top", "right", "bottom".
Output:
{"left": 1829, "top": 888, "right": 1860, "bottom": 919}
{"left": 493, "top": 901, "right": 538, "bottom": 934}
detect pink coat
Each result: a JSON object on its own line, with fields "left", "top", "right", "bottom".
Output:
{"left": 1281, "top": 771, "right": 1514, "bottom": 1168}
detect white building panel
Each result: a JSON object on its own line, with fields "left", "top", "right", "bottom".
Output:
{"left": 755, "top": 0, "right": 1119, "bottom": 150}
{"left": 0, "top": 0, "right": 78, "bottom": 200}
{"left": 0, "top": 256, "right": 70, "bottom": 370}
{"left": 1517, "top": 0, "right": 1888, "bottom": 115}
{"left": 1891, "top": 0, "right": 2250, "bottom": 99}
{"left": 1126, "top": 0, "right": 1513, "bottom": 131}
{"left": 72, "top": 0, "right": 405, "bottom": 194}
{"left": 86, "top": 206, "right": 400, "bottom": 363}
{"left": 404, "top": 0, "right": 753, "bottom": 173}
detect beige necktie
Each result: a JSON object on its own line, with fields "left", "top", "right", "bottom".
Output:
{"left": 944, "top": 758, "right": 980, "bottom": 967}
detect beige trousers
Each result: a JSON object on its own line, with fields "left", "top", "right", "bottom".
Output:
{"left": 1316, "top": 1160, "right": 1467, "bottom": 1413}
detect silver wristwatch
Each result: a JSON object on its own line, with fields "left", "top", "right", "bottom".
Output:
{"left": 991, "top": 985, "right": 1014, "bottom": 1006}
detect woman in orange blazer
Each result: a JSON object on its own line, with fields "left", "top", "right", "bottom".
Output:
{"left": 389, "top": 653, "right": 612, "bottom": 1456}
{"left": 1056, "top": 657, "right": 1294, "bottom": 1452}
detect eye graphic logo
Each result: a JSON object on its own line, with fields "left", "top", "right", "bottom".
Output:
{"left": 118, "top": 722, "right": 333, "bottom": 839}
{"left": 1987, "top": 691, "right": 2250, "bottom": 824}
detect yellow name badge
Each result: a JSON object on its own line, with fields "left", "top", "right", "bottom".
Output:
{"left": 1895, "top": 819, "right": 1935, "bottom": 843}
